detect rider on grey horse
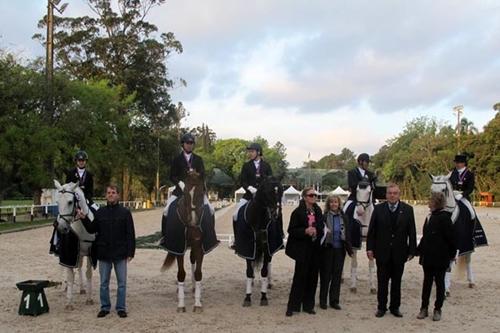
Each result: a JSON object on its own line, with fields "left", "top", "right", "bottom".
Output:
{"left": 450, "top": 154, "right": 474, "bottom": 203}
{"left": 66, "top": 150, "right": 98, "bottom": 210}
{"left": 346, "top": 153, "right": 377, "bottom": 203}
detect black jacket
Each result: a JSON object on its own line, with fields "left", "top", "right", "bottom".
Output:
{"left": 366, "top": 201, "right": 417, "bottom": 265}
{"left": 347, "top": 167, "right": 376, "bottom": 201}
{"left": 449, "top": 168, "right": 475, "bottom": 201}
{"left": 417, "top": 210, "right": 456, "bottom": 270}
{"left": 86, "top": 203, "right": 136, "bottom": 261}
{"left": 285, "top": 200, "right": 324, "bottom": 262}
{"left": 170, "top": 151, "right": 205, "bottom": 197}
{"left": 66, "top": 167, "right": 94, "bottom": 203}
{"left": 321, "top": 211, "right": 354, "bottom": 256}
{"left": 240, "top": 159, "right": 273, "bottom": 200}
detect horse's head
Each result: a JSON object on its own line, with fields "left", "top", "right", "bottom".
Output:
{"left": 255, "top": 176, "right": 283, "bottom": 222}
{"left": 54, "top": 179, "right": 89, "bottom": 234}
{"left": 178, "top": 171, "right": 205, "bottom": 227}
{"left": 429, "top": 173, "right": 455, "bottom": 210}
{"left": 356, "top": 180, "right": 372, "bottom": 204}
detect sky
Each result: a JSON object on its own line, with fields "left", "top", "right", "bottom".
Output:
{"left": 1, "top": 0, "right": 499, "bottom": 167}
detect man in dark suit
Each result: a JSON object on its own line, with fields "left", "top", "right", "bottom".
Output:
{"left": 240, "top": 142, "right": 273, "bottom": 201}
{"left": 347, "top": 153, "right": 376, "bottom": 202}
{"left": 449, "top": 154, "right": 475, "bottom": 202}
{"left": 66, "top": 150, "right": 95, "bottom": 207}
{"left": 366, "top": 183, "right": 417, "bottom": 318}
{"left": 163, "top": 133, "right": 206, "bottom": 215}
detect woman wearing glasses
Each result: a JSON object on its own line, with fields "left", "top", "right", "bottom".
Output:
{"left": 285, "top": 187, "right": 324, "bottom": 317}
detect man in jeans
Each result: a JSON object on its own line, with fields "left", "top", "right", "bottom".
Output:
{"left": 85, "top": 185, "right": 136, "bottom": 318}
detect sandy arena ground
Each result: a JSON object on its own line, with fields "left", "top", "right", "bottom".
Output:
{"left": 1, "top": 203, "right": 499, "bottom": 333}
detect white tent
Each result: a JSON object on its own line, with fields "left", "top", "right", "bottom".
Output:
{"left": 283, "top": 186, "right": 301, "bottom": 205}
{"left": 234, "top": 187, "right": 246, "bottom": 202}
{"left": 329, "top": 186, "right": 350, "bottom": 196}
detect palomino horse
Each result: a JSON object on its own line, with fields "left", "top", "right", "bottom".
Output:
{"left": 430, "top": 174, "right": 488, "bottom": 294}
{"left": 52, "top": 180, "right": 96, "bottom": 309}
{"left": 160, "top": 172, "right": 219, "bottom": 313}
{"left": 233, "top": 176, "right": 284, "bottom": 307}
{"left": 343, "top": 180, "right": 376, "bottom": 294}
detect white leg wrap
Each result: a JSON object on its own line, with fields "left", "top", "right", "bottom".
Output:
{"left": 445, "top": 260, "right": 454, "bottom": 291}
{"left": 86, "top": 258, "right": 93, "bottom": 298}
{"left": 178, "top": 282, "right": 185, "bottom": 308}
{"left": 194, "top": 281, "right": 202, "bottom": 307}
{"left": 466, "top": 254, "right": 474, "bottom": 283}
{"left": 350, "top": 251, "right": 358, "bottom": 288}
{"left": 246, "top": 277, "right": 253, "bottom": 295}
{"left": 66, "top": 268, "right": 74, "bottom": 304}
{"left": 368, "top": 258, "right": 376, "bottom": 289}
{"left": 261, "top": 277, "right": 268, "bottom": 294}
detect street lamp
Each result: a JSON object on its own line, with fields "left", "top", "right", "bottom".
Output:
{"left": 45, "top": 0, "right": 68, "bottom": 114}
{"left": 453, "top": 105, "right": 464, "bottom": 151}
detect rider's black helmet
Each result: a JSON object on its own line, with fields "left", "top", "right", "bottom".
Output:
{"left": 247, "top": 142, "right": 263, "bottom": 156}
{"left": 180, "top": 133, "right": 196, "bottom": 144}
{"left": 357, "top": 153, "right": 371, "bottom": 163}
{"left": 74, "top": 150, "right": 88, "bottom": 161}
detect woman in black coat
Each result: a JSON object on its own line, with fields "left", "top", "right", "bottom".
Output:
{"left": 319, "top": 195, "right": 353, "bottom": 310}
{"left": 285, "top": 187, "right": 324, "bottom": 317}
{"left": 416, "top": 192, "right": 456, "bottom": 321}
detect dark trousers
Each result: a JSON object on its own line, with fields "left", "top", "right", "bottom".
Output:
{"left": 319, "top": 247, "right": 345, "bottom": 306}
{"left": 376, "top": 259, "right": 405, "bottom": 311}
{"left": 421, "top": 266, "right": 446, "bottom": 310}
{"left": 287, "top": 257, "right": 319, "bottom": 312}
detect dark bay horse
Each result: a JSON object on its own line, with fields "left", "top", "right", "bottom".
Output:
{"left": 160, "top": 172, "right": 218, "bottom": 313}
{"left": 233, "top": 176, "right": 284, "bottom": 307}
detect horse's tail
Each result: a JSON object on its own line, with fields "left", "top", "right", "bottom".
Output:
{"left": 160, "top": 253, "right": 176, "bottom": 272}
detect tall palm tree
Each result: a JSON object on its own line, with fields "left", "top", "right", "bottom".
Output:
{"left": 460, "top": 117, "right": 478, "bottom": 135}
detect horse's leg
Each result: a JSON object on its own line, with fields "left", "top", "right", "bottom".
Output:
{"left": 190, "top": 249, "right": 196, "bottom": 292}
{"left": 177, "top": 256, "right": 186, "bottom": 313}
{"left": 193, "top": 244, "right": 204, "bottom": 313}
{"left": 259, "top": 254, "right": 270, "bottom": 306}
{"left": 243, "top": 260, "right": 254, "bottom": 307}
{"left": 368, "top": 258, "right": 376, "bottom": 294}
{"left": 78, "top": 256, "right": 85, "bottom": 294}
{"left": 350, "top": 250, "right": 358, "bottom": 293}
{"left": 466, "top": 253, "right": 475, "bottom": 288}
{"left": 65, "top": 268, "right": 74, "bottom": 310}
{"left": 445, "top": 260, "right": 454, "bottom": 296}
{"left": 85, "top": 257, "right": 93, "bottom": 305}
{"left": 267, "top": 258, "right": 273, "bottom": 289}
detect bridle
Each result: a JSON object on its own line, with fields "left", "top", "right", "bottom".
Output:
{"left": 356, "top": 182, "right": 373, "bottom": 209}
{"left": 57, "top": 189, "right": 80, "bottom": 225}
{"left": 432, "top": 180, "right": 456, "bottom": 210}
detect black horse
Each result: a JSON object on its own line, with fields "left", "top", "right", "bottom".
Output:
{"left": 233, "top": 176, "right": 284, "bottom": 307}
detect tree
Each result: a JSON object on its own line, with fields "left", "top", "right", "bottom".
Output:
{"left": 460, "top": 117, "right": 478, "bottom": 135}
{"left": 34, "top": 0, "right": 185, "bottom": 199}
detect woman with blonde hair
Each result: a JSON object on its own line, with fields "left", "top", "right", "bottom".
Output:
{"left": 319, "top": 195, "right": 353, "bottom": 310}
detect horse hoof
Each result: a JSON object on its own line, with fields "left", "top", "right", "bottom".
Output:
{"left": 350, "top": 287, "right": 357, "bottom": 294}
{"left": 243, "top": 299, "right": 252, "bottom": 307}
{"left": 268, "top": 283, "right": 273, "bottom": 290}
{"left": 80, "top": 289, "right": 86, "bottom": 295}
{"left": 65, "top": 304, "right": 74, "bottom": 311}
{"left": 260, "top": 298, "right": 268, "bottom": 306}
{"left": 177, "top": 307, "right": 186, "bottom": 313}
{"left": 469, "top": 283, "right": 475, "bottom": 288}
{"left": 85, "top": 299, "right": 94, "bottom": 305}
{"left": 445, "top": 291, "right": 450, "bottom": 297}
{"left": 193, "top": 306, "right": 203, "bottom": 313}
{"left": 370, "top": 288, "right": 377, "bottom": 294}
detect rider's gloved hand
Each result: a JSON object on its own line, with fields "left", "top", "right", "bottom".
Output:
{"left": 178, "top": 181, "right": 185, "bottom": 191}
{"left": 248, "top": 186, "right": 257, "bottom": 195}
{"left": 453, "top": 190, "right": 463, "bottom": 201}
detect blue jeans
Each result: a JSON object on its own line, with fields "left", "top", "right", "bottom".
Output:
{"left": 99, "top": 259, "right": 127, "bottom": 311}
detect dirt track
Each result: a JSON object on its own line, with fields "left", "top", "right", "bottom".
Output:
{"left": 0, "top": 204, "right": 499, "bottom": 333}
